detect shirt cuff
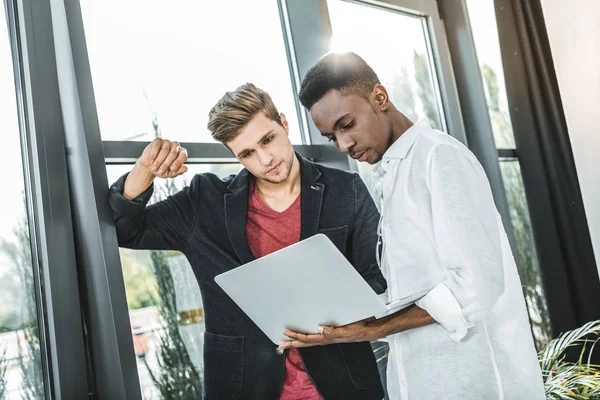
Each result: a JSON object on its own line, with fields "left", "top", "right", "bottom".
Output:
{"left": 376, "top": 291, "right": 409, "bottom": 315}
{"left": 415, "top": 283, "right": 473, "bottom": 342}
{"left": 108, "top": 172, "right": 154, "bottom": 215}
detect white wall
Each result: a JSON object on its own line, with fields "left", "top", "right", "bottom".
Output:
{"left": 540, "top": 0, "right": 600, "bottom": 275}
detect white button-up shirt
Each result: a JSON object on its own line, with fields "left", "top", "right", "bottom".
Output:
{"left": 369, "top": 120, "right": 545, "bottom": 399}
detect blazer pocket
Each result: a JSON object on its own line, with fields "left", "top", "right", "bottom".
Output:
{"left": 318, "top": 225, "right": 349, "bottom": 255}
{"left": 338, "top": 342, "right": 381, "bottom": 391}
{"left": 203, "top": 332, "right": 244, "bottom": 399}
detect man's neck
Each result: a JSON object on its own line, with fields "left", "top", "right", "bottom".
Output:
{"left": 389, "top": 108, "right": 415, "bottom": 146}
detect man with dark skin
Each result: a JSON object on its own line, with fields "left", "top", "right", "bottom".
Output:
{"left": 281, "top": 52, "right": 545, "bottom": 400}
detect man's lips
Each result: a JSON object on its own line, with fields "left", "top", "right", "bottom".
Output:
{"left": 267, "top": 162, "right": 282, "bottom": 174}
{"left": 352, "top": 149, "right": 368, "bottom": 162}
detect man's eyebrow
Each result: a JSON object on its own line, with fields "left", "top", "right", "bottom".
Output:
{"left": 235, "top": 129, "right": 275, "bottom": 158}
{"left": 333, "top": 113, "right": 350, "bottom": 130}
{"left": 322, "top": 113, "right": 350, "bottom": 135}
{"left": 256, "top": 129, "right": 274, "bottom": 145}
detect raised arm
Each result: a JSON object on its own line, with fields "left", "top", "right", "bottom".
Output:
{"left": 108, "top": 138, "right": 198, "bottom": 251}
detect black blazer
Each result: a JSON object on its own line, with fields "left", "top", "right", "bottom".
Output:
{"left": 109, "top": 154, "right": 386, "bottom": 400}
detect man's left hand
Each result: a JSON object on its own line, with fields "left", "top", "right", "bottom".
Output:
{"left": 279, "top": 318, "right": 381, "bottom": 350}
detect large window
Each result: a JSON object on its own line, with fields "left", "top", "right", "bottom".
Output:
{"left": 80, "top": 0, "right": 304, "bottom": 144}
{"left": 0, "top": 3, "right": 48, "bottom": 397}
{"left": 466, "top": 0, "right": 552, "bottom": 349}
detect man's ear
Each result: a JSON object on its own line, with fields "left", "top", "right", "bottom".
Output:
{"left": 372, "top": 84, "right": 390, "bottom": 112}
{"left": 280, "top": 112, "right": 289, "bottom": 135}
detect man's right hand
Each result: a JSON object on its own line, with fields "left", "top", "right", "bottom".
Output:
{"left": 123, "top": 138, "right": 188, "bottom": 200}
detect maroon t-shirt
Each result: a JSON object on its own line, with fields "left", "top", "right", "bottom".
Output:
{"left": 246, "top": 180, "right": 322, "bottom": 400}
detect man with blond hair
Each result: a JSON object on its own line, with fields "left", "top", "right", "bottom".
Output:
{"left": 109, "top": 83, "right": 386, "bottom": 399}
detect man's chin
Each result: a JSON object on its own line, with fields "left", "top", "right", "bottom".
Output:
{"left": 365, "top": 153, "right": 383, "bottom": 165}
{"left": 363, "top": 154, "right": 382, "bottom": 165}
{"left": 261, "top": 176, "right": 286, "bottom": 184}
{"left": 261, "top": 170, "right": 290, "bottom": 184}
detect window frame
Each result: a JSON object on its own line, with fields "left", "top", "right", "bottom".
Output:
{"left": 4, "top": 0, "right": 90, "bottom": 398}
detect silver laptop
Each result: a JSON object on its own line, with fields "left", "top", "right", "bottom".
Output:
{"left": 215, "top": 234, "right": 421, "bottom": 345}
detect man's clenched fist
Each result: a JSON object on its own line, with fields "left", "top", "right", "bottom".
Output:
{"left": 122, "top": 138, "right": 189, "bottom": 200}
{"left": 138, "top": 138, "right": 188, "bottom": 178}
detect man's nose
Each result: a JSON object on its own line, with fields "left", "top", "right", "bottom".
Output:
{"left": 337, "top": 134, "right": 355, "bottom": 155}
{"left": 257, "top": 149, "right": 273, "bottom": 166}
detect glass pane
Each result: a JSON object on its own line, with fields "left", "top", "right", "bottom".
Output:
{"left": 0, "top": 4, "right": 47, "bottom": 399}
{"left": 81, "top": 0, "right": 303, "bottom": 144}
{"left": 106, "top": 164, "right": 242, "bottom": 399}
{"left": 499, "top": 158, "right": 552, "bottom": 350}
{"left": 465, "top": 0, "right": 517, "bottom": 149}
{"left": 327, "top": 0, "right": 445, "bottom": 131}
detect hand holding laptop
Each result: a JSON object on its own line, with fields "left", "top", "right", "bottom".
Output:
{"left": 215, "top": 234, "right": 438, "bottom": 346}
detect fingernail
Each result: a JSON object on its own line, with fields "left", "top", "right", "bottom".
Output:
{"left": 151, "top": 166, "right": 158, "bottom": 172}
{"left": 318, "top": 326, "right": 324, "bottom": 334}
{"left": 158, "top": 169, "right": 164, "bottom": 175}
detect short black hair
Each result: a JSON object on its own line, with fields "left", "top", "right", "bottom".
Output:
{"left": 299, "top": 52, "right": 380, "bottom": 110}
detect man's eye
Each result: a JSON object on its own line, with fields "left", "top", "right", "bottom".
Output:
{"left": 263, "top": 136, "right": 274, "bottom": 145}
{"left": 243, "top": 150, "right": 254, "bottom": 159}
{"left": 341, "top": 121, "right": 354, "bottom": 131}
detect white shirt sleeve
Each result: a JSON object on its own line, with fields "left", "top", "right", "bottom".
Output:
{"left": 418, "top": 144, "right": 505, "bottom": 341}
{"left": 416, "top": 283, "right": 472, "bottom": 341}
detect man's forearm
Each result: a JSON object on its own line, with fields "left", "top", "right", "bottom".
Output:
{"left": 367, "top": 305, "right": 436, "bottom": 339}
{"left": 123, "top": 163, "right": 155, "bottom": 200}
{"left": 280, "top": 303, "right": 437, "bottom": 349}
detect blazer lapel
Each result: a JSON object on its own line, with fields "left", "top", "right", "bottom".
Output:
{"left": 298, "top": 156, "right": 324, "bottom": 241}
{"left": 224, "top": 169, "right": 256, "bottom": 264}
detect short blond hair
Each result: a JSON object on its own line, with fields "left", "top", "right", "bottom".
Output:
{"left": 208, "top": 83, "right": 282, "bottom": 144}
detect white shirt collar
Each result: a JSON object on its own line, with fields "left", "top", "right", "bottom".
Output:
{"left": 382, "top": 119, "right": 430, "bottom": 161}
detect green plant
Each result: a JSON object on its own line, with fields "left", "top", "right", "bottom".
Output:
{"left": 144, "top": 250, "right": 202, "bottom": 399}
{"left": 540, "top": 320, "right": 600, "bottom": 399}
